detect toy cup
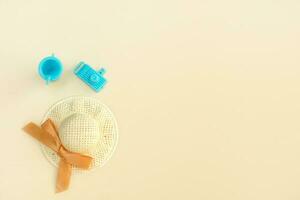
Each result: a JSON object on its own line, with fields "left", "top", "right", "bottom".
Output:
{"left": 38, "top": 54, "right": 63, "bottom": 84}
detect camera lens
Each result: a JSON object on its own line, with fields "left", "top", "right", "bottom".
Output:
{"left": 90, "top": 74, "right": 100, "bottom": 83}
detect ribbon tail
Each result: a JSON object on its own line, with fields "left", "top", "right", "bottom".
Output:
{"left": 56, "top": 159, "right": 72, "bottom": 193}
{"left": 23, "top": 122, "right": 60, "bottom": 152}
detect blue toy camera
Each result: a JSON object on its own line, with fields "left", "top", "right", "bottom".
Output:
{"left": 74, "top": 62, "right": 107, "bottom": 92}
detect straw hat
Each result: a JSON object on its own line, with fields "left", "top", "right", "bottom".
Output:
{"left": 41, "top": 96, "right": 118, "bottom": 170}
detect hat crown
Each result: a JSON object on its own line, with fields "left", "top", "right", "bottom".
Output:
{"left": 59, "top": 113, "right": 100, "bottom": 154}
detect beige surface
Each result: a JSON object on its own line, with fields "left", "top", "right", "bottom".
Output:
{"left": 0, "top": 0, "right": 300, "bottom": 199}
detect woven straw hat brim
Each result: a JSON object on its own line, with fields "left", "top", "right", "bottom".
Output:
{"left": 40, "top": 96, "right": 118, "bottom": 171}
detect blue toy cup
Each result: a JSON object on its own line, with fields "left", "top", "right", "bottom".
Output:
{"left": 38, "top": 54, "right": 63, "bottom": 84}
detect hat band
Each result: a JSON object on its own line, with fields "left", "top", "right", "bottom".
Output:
{"left": 23, "top": 119, "right": 93, "bottom": 193}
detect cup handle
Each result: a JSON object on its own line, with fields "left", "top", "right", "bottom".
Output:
{"left": 46, "top": 76, "right": 50, "bottom": 85}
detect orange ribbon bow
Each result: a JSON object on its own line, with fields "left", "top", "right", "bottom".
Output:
{"left": 23, "top": 119, "right": 93, "bottom": 193}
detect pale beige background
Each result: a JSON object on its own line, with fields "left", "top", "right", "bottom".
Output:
{"left": 0, "top": 0, "right": 300, "bottom": 199}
